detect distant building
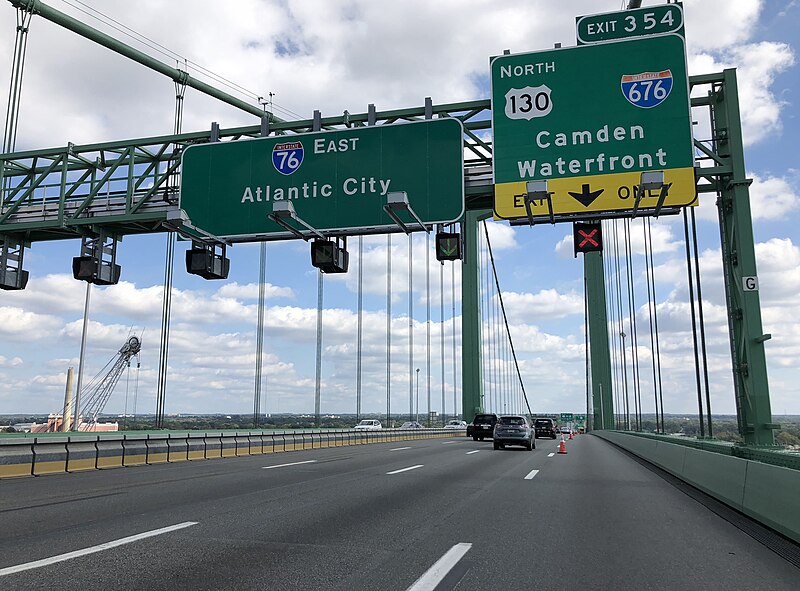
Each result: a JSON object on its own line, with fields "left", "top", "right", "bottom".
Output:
{"left": 27, "top": 414, "right": 119, "bottom": 433}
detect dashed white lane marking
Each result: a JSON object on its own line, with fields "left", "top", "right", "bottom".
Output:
{"left": 524, "top": 469, "right": 540, "bottom": 480}
{"left": 391, "top": 447, "right": 412, "bottom": 451}
{"left": 387, "top": 464, "right": 424, "bottom": 475}
{"left": 262, "top": 460, "right": 317, "bottom": 470}
{"left": 406, "top": 542, "right": 472, "bottom": 591}
{"left": 465, "top": 450, "right": 480, "bottom": 455}
{"left": 441, "top": 441, "right": 457, "bottom": 445}
{"left": 548, "top": 452, "right": 555, "bottom": 457}
{"left": 0, "top": 522, "right": 197, "bottom": 577}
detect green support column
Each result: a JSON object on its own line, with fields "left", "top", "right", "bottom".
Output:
{"left": 714, "top": 69, "right": 777, "bottom": 446}
{"left": 585, "top": 250, "right": 615, "bottom": 430}
{"left": 461, "top": 209, "right": 492, "bottom": 423}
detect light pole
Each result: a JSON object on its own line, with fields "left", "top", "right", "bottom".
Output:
{"left": 415, "top": 368, "right": 420, "bottom": 423}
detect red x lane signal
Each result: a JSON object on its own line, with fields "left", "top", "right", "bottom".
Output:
{"left": 573, "top": 222, "right": 603, "bottom": 256}
{"left": 578, "top": 228, "right": 599, "bottom": 247}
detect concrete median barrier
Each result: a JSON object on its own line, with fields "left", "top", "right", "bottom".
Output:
{"left": 187, "top": 433, "right": 205, "bottom": 460}
{"left": 167, "top": 434, "right": 189, "bottom": 462}
{"left": 32, "top": 437, "right": 68, "bottom": 476}
{"left": 66, "top": 437, "right": 98, "bottom": 472}
{"left": 122, "top": 435, "right": 148, "bottom": 466}
{"left": 96, "top": 434, "right": 124, "bottom": 469}
{"left": 146, "top": 435, "right": 169, "bottom": 464}
{"left": 0, "top": 439, "right": 34, "bottom": 478}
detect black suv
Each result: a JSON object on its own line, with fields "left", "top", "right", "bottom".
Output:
{"left": 467, "top": 413, "right": 498, "bottom": 441}
{"left": 534, "top": 418, "right": 557, "bottom": 439}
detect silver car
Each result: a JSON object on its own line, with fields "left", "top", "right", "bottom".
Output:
{"left": 493, "top": 415, "right": 535, "bottom": 450}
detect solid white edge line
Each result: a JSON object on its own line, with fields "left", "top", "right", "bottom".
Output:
{"left": 262, "top": 460, "right": 317, "bottom": 470}
{"left": 406, "top": 542, "right": 472, "bottom": 591}
{"left": 524, "top": 469, "right": 540, "bottom": 480}
{"left": 0, "top": 522, "right": 197, "bottom": 577}
{"left": 465, "top": 450, "right": 480, "bottom": 455}
{"left": 547, "top": 452, "right": 555, "bottom": 457}
{"left": 387, "top": 464, "right": 424, "bottom": 475}
{"left": 391, "top": 447, "right": 412, "bottom": 451}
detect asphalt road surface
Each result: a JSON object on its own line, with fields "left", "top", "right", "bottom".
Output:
{"left": 1, "top": 434, "right": 797, "bottom": 590}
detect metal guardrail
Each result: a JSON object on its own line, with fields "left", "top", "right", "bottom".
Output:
{"left": 0, "top": 428, "right": 463, "bottom": 478}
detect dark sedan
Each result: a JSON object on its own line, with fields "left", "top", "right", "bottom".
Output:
{"left": 467, "top": 413, "right": 498, "bottom": 441}
{"left": 534, "top": 418, "right": 557, "bottom": 439}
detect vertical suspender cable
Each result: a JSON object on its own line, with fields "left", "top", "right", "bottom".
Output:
{"left": 613, "top": 220, "right": 630, "bottom": 429}
{"left": 683, "top": 208, "right": 706, "bottom": 438}
{"left": 408, "top": 235, "right": 414, "bottom": 422}
{"left": 440, "top": 261, "right": 445, "bottom": 424}
{"left": 314, "top": 271, "right": 325, "bottom": 428}
{"left": 603, "top": 221, "right": 620, "bottom": 428}
{"left": 314, "top": 270, "right": 323, "bottom": 427}
{"left": 426, "top": 233, "right": 431, "bottom": 426}
{"left": 451, "top": 261, "right": 457, "bottom": 419}
{"left": 356, "top": 236, "right": 363, "bottom": 421}
{"left": 647, "top": 219, "right": 666, "bottom": 431}
{"left": 624, "top": 219, "right": 643, "bottom": 431}
{"left": 643, "top": 220, "right": 660, "bottom": 433}
{"left": 482, "top": 228, "right": 491, "bottom": 412}
{"left": 387, "top": 235, "right": 392, "bottom": 427}
{"left": 691, "top": 208, "right": 713, "bottom": 437}
{"left": 254, "top": 241, "right": 266, "bottom": 427}
{"left": 156, "top": 79, "right": 185, "bottom": 429}
{"left": 483, "top": 223, "right": 533, "bottom": 416}
{"left": 3, "top": 7, "right": 32, "bottom": 154}
{"left": 74, "top": 283, "right": 91, "bottom": 431}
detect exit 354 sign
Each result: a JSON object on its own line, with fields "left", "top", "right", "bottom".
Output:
{"left": 491, "top": 34, "right": 696, "bottom": 221}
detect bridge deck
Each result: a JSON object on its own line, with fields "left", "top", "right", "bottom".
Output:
{"left": 0, "top": 434, "right": 796, "bottom": 589}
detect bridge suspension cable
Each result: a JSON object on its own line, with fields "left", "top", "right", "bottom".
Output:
{"left": 482, "top": 220, "right": 532, "bottom": 417}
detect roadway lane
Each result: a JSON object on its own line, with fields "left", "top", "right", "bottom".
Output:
{"left": 0, "top": 434, "right": 797, "bottom": 590}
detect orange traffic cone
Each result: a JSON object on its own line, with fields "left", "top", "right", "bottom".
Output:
{"left": 569, "top": 431, "right": 573, "bottom": 440}
{"left": 558, "top": 438, "right": 568, "bottom": 454}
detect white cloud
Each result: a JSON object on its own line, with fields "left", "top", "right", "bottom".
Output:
{"left": 689, "top": 42, "right": 795, "bottom": 146}
{"left": 501, "top": 289, "right": 584, "bottom": 322}
{"left": 216, "top": 282, "right": 295, "bottom": 300}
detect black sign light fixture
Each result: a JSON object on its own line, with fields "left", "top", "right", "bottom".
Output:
{"left": 72, "top": 230, "right": 121, "bottom": 285}
{"left": 185, "top": 241, "right": 230, "bottom": 280}
{"left": 311, "top": 236, "right": 349, "bottom": 273}
{"left": 632, "top": 170, "right": 671, "bottom": 218}
{"left": 525, "top": 180, "right": 555, "bottom": 225}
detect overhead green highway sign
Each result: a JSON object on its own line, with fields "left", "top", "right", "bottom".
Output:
{"left": 576, "top": 3, "right": 684, "bottom": 45}
{"left": 561, "top": 413, "right": 574, "bottom": 422}
{"left": 180, "top": 119, "right": 465, "bottom": 241}
{"left": 491, "top": 34, "right": 695, "bottom": 222}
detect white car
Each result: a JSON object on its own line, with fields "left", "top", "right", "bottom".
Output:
{"left": 354, "top": 419, "right": 382, "bottom": 431}
{"left": 443, "top": 420, "right": 467, "bottom": 429}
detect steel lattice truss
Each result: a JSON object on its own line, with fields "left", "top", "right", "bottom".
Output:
{"left": 0, "top": 100, "right": 493, "bottom": 243}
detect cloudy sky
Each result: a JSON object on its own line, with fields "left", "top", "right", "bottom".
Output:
{"left": 0, "top": 0, "right": 798, "bottom": 421}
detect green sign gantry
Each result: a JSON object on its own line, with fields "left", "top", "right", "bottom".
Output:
{"left": 576, "top": 3, "right": 684, "bottom": 45}
{"left": 180, "top": 119, "right": 465, "bottom": 240}
{"left": 491, "top": 34, "right": 695, "bottom": 221}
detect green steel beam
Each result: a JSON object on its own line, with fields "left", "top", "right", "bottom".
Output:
{"left": 461, "top": 209, "right": 493, "bottom": 423}
{"left": 712, "top": 69, "right": 776, "bottom": 446}
{"left": 1, "top": 100, "right": 493, "bottom": 242}
{"left": 585, "top": 250, "right": 615, "bottom": 429}
{"left": 8, "top": 0, "right": 281, "bottom": 123}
